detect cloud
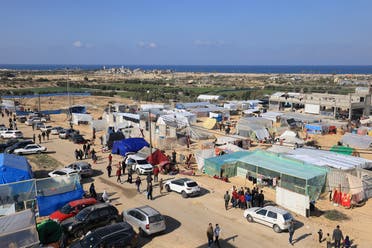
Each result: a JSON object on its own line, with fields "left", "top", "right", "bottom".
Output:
{"left": 72, "top": 40, "right": 94, "bottom": 48}
{"left": 137, "top": 41, "right": 157, "bottom": 49}
{"left": 193, "top": 40, "right": 225, "bottom": 47}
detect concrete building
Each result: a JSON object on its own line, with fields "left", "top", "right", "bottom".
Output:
{"left": 269, "top": 88, "right": 372, "bottom": 120}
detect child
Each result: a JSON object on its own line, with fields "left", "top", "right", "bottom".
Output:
{"left": 317, "top": 229, "right": 323, "bottom": 243}
{"left": 326, "top": 233, "right": 332, "bottom": 248}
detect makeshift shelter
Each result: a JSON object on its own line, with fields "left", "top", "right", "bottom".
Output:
{"left": 147, "top": 150, "right": 169, "bottom": 166}
{"left": 197, "top": 95, "right": 224, "bottom": 101}
{"left": 0, "top": 209, "right": 39, "bottom": 247}
{"left": 261, "top": 111, "right": 283, "bottom": 122}
{"left": 305, "top": 124, "right": 327, "bottom": 134}
{"left": 236, "top": 117, "right": 272, "bottom": 141}
{"left": 112, "top": 138, "right": 149, "bottom": 156}
{"left": 0, "top": 154, "right": 33, "bottom": 184}
{"left": 36, "top": 174, "right": 84, "bottom": 216}
{"left": 341, "top": 133, "right": 372, "bottom": 149}
{"left": 204, "top": 150, "right": 327, "bottom": 200}
{"left": 203, "top": 118, "right": 217, "bottom": 130}
{"left": 71, "top": 113, "right": 93, "bottom": 125}
{"left": 176, "top": 102, "right": 209, "bottom": 110}
{"left": 105, "top": 131, "right": 125, "bottom": 149}
{"left": 330, "top": 145, "right": 354, "bottom": 155}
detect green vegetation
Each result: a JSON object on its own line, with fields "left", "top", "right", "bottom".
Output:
{"left": 28, "top": 154, "right": 64, "bottom": 170}
{"left": 323, "top": 210, "right": 349, "bottom": 221}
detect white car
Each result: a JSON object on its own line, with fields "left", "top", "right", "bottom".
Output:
{"left": 123, "top": 206, "right": 166, "bottom": 236}
{"left": 14, "top": 144, "right": 47, "bottom": 155}
{"left": 40, "top": 125, "right": 53, "bottom": 133}
{"left": 125, "top": 154, "right": 153, "bottom": 175}
{"left": 51, "top": 126, "right": 64, "bottom": 135}
{"left": 243, "top": 206, "right": 293, "bottom": 233}
{"left": 0, "top": 130, "right": 23, "bottom": 139}
{"left": 25, "top": 118, "right": 41, "bottom": 126}
{"left": 48, "top": 168, "right": 79, "bottom": 178}
{"left": 164, "top": 178, "right": 201, "bottom": 198}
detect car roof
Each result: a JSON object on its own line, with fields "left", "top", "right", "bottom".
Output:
{"left": 135, "top": 205, "right": 161, "bottom": 217}
{"left": 263, "top": 206, "right": 289, "bottom": 215}
{"left": 81, "top": 203, "right": 115, "bottom": 213}
{"left": 173, "top": 178, "right": 194, "bottom": 183}
{"left": 127, "top": 154, "right": 147, "bottom": 160}
{"left": 55, "top": 168, "right": 77, "bottom": 173}
{"left": 89, "top": 222, "right": 133, "bottom": 239}
{"left": 69, "top": 198, "right": 97, "bottom": 207}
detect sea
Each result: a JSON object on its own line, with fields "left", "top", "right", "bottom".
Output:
{"left": 1, "top": 64, "right": 372, "bottom": 74}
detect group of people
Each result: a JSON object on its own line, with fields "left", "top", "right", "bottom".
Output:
{"left": 206, "top": 223, "right": 221, "bottom": 248}
{"left": 317, "top": 225, "right": 351, "bottom": 248}
{"left": 224, "top": 186, "right": 264, "bottom": 210}
{"left": 74, "top": 143, "right": 96, "bottom": 161}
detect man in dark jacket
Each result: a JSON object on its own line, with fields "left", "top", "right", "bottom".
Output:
{"left": 258, "top": 190, "right": 265, "bottom": 207}
{"left": 224, "top": 191, "right": 230, "bottom": 210}
{"left": 332, "top": 225, "right": 344, "bottom": 248}
{"left": 206, "top": 223, "right": 214, "bottom": 248}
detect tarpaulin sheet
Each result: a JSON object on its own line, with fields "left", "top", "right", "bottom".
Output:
{"left": 0, "top": 154, "right": 33, "bottom": 184}
{"left": 147, "top": 150, "right": 169, "bottom": 166}
{"left": 341, "top": 133, "right": 372, "bottom": 149}
{"left": 0, "top": 209, "right": 39, "bottom": 248}
{"left": 112, "top": 138, "right": 149, "bottom": 156}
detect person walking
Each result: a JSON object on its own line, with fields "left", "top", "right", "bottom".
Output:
{"left": 106, "top": 164, "right": 112, "bottom": 177}
{"left": 172, "top": 150, "right": 177, "bottom": 164}
{"left": 343, "top": 235, "right": 351, "bottom": 248}
{"left": 121, "top": 160, "right": 127, "bottom": 175}
{"left": 89, "top": 183, "right": 97, "bottom": 199}
{"left": 317, "top": 229, "right": 323, "bottom": 243}
{"left": 41, "top": 131, "right": 46, "bottom": 141}
{"left": 32, "top": 133, "right": 36, "bottom": 143}
{"left": 147, "top": 182, "right": 153, "bottom": 200}
{"left": 74, "top": 149, "right": 79, "bottom": 160}
{"left": 332, "top": 225, "right": 344, "bottom": 248}
{"left": 127, "top": 168, "right": 133, "bottom": 184}
{"left": 159, "top": 178, "right": 164, "bottom": 194}
{"left": 224, "top": 191, "right": 230, "bottom": 210}
{"left": 258, "top": 190, "right": 265, "bottom": 207}
{"left": 108, "top": 153, "right": 112, "bottom": 164}
{"left": 326, "top": 233, "right": 332, "bottom": 248}
{"left": 135, "top": 176, "right": 141, "bottom": 193}
{"left": 46, "top": 130, "right": 50, "bottom": 140}
{"left": 78, "top": 149, "right": 84, "bottom": 160}
{"left": 153, "top": 165, "right": 159, "bottom": 182}
{"left": 38, "top": 134, "right": 42, "bottom": 143}
{"left": 146, "top": 174, "right": 153, "bottom": 186}
{"left": 288, "top": 220, "right": 295, "bottom": 245}
{"left": 84, "top": 148, "right": 89, "bottom": 159}
{"left": 214, "top": 224, "right": 221, "bottom": 248}
{"left": 206, "top": 223, "right": 214, "bottom": 248}
{"left": 116, "top": 167, "right": 122, "bottom": 183}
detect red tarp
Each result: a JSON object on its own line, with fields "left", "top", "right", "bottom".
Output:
{"left": 147, "top": 150, "right": 170, "bottom": 166}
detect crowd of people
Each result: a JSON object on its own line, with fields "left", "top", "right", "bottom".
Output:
{"left": 224, "top": 185, "right": 265, "bottom": 210}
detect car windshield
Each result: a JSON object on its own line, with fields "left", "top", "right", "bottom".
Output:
{"left": 60, "top": 204, "right": 74, "bottom": 214}
{"left": 137, "top": 160, "right": 148, "bottom": 165}
{"left": 149, "top": 214, "right": 164, "bottom": 223}
{"left": 75, "top": 210, "right": 89, "bottom": 221}
{"left": 283, "top": 213, "right": 292, "bottom": 221}
{"left": 186, "top": 182, "right": 198, "bottom": 187}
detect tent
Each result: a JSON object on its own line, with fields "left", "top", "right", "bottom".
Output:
{"left": 105, "top": 131, "right": 125, "bottom": 149}
{"left": 147, "top": 150, "right": 169, "bottom": 166}
{"left": 112, "top": 138, "right": 149, "bottom": 156}
{"left": 71, "top": 113, "right": 93, "bottom": 125}
{"left": 305, "top": 124, "right": 325, "bottom": 134}
{"left": 0, "top": 154, "right": 33, "bottom": 184}
{"left": 330, "top": 145, "right": 354, "bottom": 155}
{"left": 341, "top": 133, "right": 372, "bottom": 149}
{"left": 0, "top": 209, "right": 39, "bottom": 247}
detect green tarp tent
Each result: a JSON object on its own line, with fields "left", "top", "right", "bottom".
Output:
{"left": 330, "top": 145, "right": 353, "bottom": 155}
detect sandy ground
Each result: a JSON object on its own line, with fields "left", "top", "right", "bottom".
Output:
{"left": 1, "top": 96, "right": 372, "bottom": 247}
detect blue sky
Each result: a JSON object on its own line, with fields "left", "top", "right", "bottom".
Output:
{"left": 1, "top": 0, "right": 371, "bottom": 65}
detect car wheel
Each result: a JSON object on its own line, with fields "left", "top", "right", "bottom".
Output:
{"left": 75, "top": 229, "right": 84, "bottom": 238}
{"left": 181, "top": 191, "right": 188, "bottom": 198}
{"left": 246, "top": 215, "right": 254, "bottom": 223}
{"left": 139, "top": 228, "right": 146, "bottom": 237}
{"left": 273, "top": 224, "right": 282, "bottom": 233}
{"left": 165, "top": 185, "right": 171, "bottom": 192}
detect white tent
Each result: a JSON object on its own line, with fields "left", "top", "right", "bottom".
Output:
{"left": 197, "top": 95, "right": 224, "bottom": 101}
{"left": 72, "top": 113, "right": 93, "bottom": 125}
{"left": 0, "top": 209, "right": 39, "bottom": 247}
{"left": 194, "top": 149, "right": 215, "bottom": 171}
{"left": 341, "top": 133, "right": 372, "bottom": 149}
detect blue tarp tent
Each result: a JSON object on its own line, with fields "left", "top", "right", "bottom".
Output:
{"left": 305, "top": 124, "right": 324, "bottom": 134}
{"left": 112, "top": 138, "right": 149, "bottom": 156}
{"left": 0, "top": 154, "right": 33, "bottom": 184}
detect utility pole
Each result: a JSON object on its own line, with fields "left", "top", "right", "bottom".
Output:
{"left": 148, "top": 109, "right": 153, "bottom": 154}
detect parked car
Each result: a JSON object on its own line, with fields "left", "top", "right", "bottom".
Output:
{"left": 125, "top": 154, "right": 153, "bottom": 175}
{"left": 164, "top": 178, "right": 201, "bottom": 198}
{"left": 59, "top": 129, "right": 79, "bottom": 139}
{"left": 66, "top": 161, "right": 93, "bottom": 177}
{"left": 16, "top": 115, "right": 27, "bottom": 123}
{"left": 0, "top": 126, "right": 8, "bottom": 133}
{"left": 123, "top": 205, "right": 166, "bottom": 236}
{"left": 70, "top": 134, "right": 87, "bottom": 144}
{"left": 14, "top": 144, "right": 47, "bottom": 155}
{"left": 34, "top": 121, "right": 45, "bottom": 130}
{"left": 40, "top": 125, "right": 53, "bottom": 133}
{"left": 25, "top": 117, "right": 42, "bottom": 126}
{"left": 0, "top": 139, "right": 20, "bottom": 152}
{"left": 4, "top": 139, "right": 34, "bottom": 154}
{"left": 243, "top": 206, "right": 294, "bottom": 233}
{"left": 0, "top": 130, "right": 23, "bottom": 139}
{"left": 48, "top": 168, "right": 79, "bottom": 178}
{"left": 51, "top": 126, "right": 64, "bottom": 135}
{"left": 70, "top": 222, "right": 138, "bottom": 248}
{"left": 61, "top": 203, "right": 121, "bottom": 238}
{"left": 50, "top": 198, "right": 98, "bottom": 222}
